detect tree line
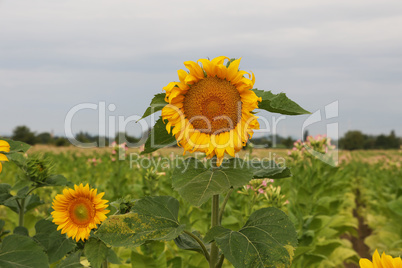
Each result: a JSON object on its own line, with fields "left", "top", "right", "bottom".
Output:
{"left": 5, "top": 126, "right": 140, "bottom": 147}
{"left": 3, "top": 126, "right": 401, "bottom": 150}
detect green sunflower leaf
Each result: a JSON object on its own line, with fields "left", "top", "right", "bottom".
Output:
{"left": 141, "top": 117, "right": 176, "bottom": 155}
{"left": 0, "top": 234, "right": 49, "bottom": 268}
{"left": 56, "top": 251, "right": 83, "bottom": 268}
{"left": 252, "top": 89, "right": 310, "bottom": 115}
{"left": 0, "top": 184, "right": 12, "bottom": 204}
{"left": 96, "top": 196, "right": 185, "bottom": 247}
{"left": 139, "top": 93, "right": 168, "bottom": 121}
{"left": 250, "top": 160, "right": 292, "bottom": 179}
{"left": 205, "top": 207, "right": 298, "bottom": 268}
{"left": 84, "top": 238, "right": 109, "bottom": 268}
{"left": 172, "top": 158, "right": 254, "bottom": 206}
{"left": 33, "top": 219, "right": 76, "bottom": 264}
{"left": 1, "top": 138, "right": 31, "bottom": 153}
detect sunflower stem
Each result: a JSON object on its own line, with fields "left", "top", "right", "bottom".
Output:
{"left": 18, "top": 198, "right": 25, "bottom": 227}
{"left": 184, "top": 230, "right": 210, "bottom": 262}
{"left": 218, "top": 187, "right": 233, "bottom": 224}
{"left": 102, "top": 260, "right": 108, "bottom": 268}
{"left": 210, "top": 194, "right": 220, "bottom": 268}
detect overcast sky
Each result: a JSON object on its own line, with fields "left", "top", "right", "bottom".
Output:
{"left": 1, "top": 0, "right": 401, "bottom": 141}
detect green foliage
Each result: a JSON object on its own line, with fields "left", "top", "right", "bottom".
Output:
{"left": 11, "top": 126, "right": 37, "bottom": 145}
{"left": 0, "top": 234, "right": 49, "bottom": 268}
{"left": 25, "top": 154, "right": 54, "bottom": 183}
{"left": 250, "top": 160, "right": 291, "bottom": 179}
{"left": 33, "top": 219, "right": 76, "bottom": 264}
{"left": 2, "top": 138, "right": 31, "bottom": 153}
{"left": 142, "top": 118, "right": 176, "bottom": 154}
{"left": 172, "top": 158, "right": 253, "bottom": 206}
{"left": 252, "top": 89, "right": 310, "bottom": 115}
{"left": 340, "top": 130, "right": 400, "bottom": 150}
{"left": 206, "top": 207, "right": 298, "bottom": 268}
{"left": 140, "top": 93, "right": 168, "bottom": 120}
{"left": 97, "top": 196, "right": 185, "bottom": 247}
{"left": 56, "top": 251, "right": 84, "bottom": 268}
{"left": 84, "top": 238, "right": 109, "bottom": 268}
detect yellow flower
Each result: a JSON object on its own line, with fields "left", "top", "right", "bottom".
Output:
{"left": 51, "top": 183, "right": 110, "bottom": 242}
{"left": 0, "top": 140, "right": 10, "bottom": 173}
{"left": 162, "top": 56, "right": 261, "bottom": 166}
{"left": 360, "top": 249, "right": 402, "bottom": 268}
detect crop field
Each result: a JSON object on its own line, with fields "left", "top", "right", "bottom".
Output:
{"left": 1, "top": 145, "right": 401, "bottom": 268}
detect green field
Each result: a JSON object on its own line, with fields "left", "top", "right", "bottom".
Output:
{"left": 1, "top": 146, "right": 401, "bottom": 267}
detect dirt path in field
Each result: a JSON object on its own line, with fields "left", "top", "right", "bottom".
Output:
{"left": 343, "top": 188, "right": 372, "bottom": 268}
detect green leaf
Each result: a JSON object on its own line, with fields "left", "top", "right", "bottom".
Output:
{"left": 131, "top": 250, "right": 167, "bottom": 268}
{"left": 250, "top": 160, "right": 292, "bottom": 179}
{"left": 84, "top": 238, "right": 109, "bottom": 268}
{"left": 174, "top": 231, "right": 210, "bottom": 255}
{"left": 42, "top": 174, "right": 71, "bottom": 187}
{"left": 33, "top": 219, "right": 76, "bottom": 264}
{"left": 167, "top": 257, "right": 182, "bottom": 268}
{"left": 172, "top": 158, "right": 253, "bottom": 206}
{"left": 56, "top": 251, "right": 83, "bottom": 268}
{"left": 96, "top": 196, "right": 185, "bottom": 247}
{"left": 388, "top": 197, "right": 402, "bottom": 217}
{"left": 205, "top": 207, "right": 298, "bottom": 268}
{"left": 139, "top": 93, "right": 168, "bottom": 121}
{"left": 252, "top": 89, "right": 310, "bottom": 115}
{"left": 5, "top": 153, "right": 27, "bottom": 169}
{"left": 0, "top": 234, "right": 49, "bottom": 268}
{"left": 141, "top": 118, "right": 176, "bottom": 155}
{"left": 4, "top": 194, "right": 44, "bottom": 214}
{"left": 0, "top": 184, "right": 12, "bottom": 204}
{"left": 106, "top": 248, "right": 121, "bottom": 264}
{"left": 13, "top": 226, "right": 29, "bottom": 236}
{"left": 1, "top": 138, "right": 31, "bottom": 153}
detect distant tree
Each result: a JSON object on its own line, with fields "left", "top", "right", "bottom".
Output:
{"left": 12, "top": 126, "right": 37, "bottom": 145}
{"left": 55, "top": 137, "right": 70, "bottom": 147}
{"left": 303, "top": 130, "right": 309, "bottom": 141}
{"left": 36, "top": 132, "right": 53, "bottom": 144}
{"left": 388, "top": 130, "right": 400, "bottom": 149}
{"left": 340, "top": 130, "right": 365, "bottom": 150}
{"left": 375, "top": 134, "right": 388, "bottom": 149}
{"left": 363, "top": 135, "right": 376, "bottom": 149}
{"left": 281, "top": 136, "right": 294, "bottom": 149}
{"left": 75, "top": 132, "right": 94, "bottom": 144}
{"left": 115, "top": 132, "right": 140, "bottom": 145}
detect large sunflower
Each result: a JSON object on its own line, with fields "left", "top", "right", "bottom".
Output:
{"left": 162, "top": 56, "right": 261, "bottom": 166}
{"left": 0, "top": 140, "right": 10, "bottom": 173}
{"left": 360, "top": 249, "right": 402, "bottom": 268}
{"left": 51, "top": 183, "right": 110, "bottom": 242}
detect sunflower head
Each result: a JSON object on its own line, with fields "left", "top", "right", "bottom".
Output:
{"left": 26, "top": 154, "right": 53, "bottom": 182}
{"left": 0, "top": 140, "right": 10, "bottom": 174}
{"left": 359, "top": 249, "right": 402, "bottom": 268}
{"left": 51, "top": 183, "right": 110, "bottom": 242}
{"left": 161, "top": 57, "right": 261, "bottom": 166}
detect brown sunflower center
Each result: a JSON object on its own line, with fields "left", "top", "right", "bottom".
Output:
{"left": 68, "top": 197, "right": 95, "bottom": 226}
{"left": 183, "top": 77, "right": 241, "bottom": 134}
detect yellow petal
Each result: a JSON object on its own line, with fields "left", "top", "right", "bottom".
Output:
{"left": 0, "top": 140, "right": 10, "bottom": 153}
{"left": 373, "top": 250, "right": 382, "bottom": 268}
{"left": 0, "top": 154, "right": 8, "bottom": 162}
{"left": 184, "top": 60, "right": 204, "bottom": 79}
{"left": 227, "top": 58, "right": 241, "bottom": 82}
{"left": 359, "top": 258, "right": 374, "bottom": 268}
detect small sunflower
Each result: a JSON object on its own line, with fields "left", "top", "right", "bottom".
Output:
{"left": 51, "top": 183, "right": 110, "bottom": 242}
{"left": 0, "top": 140, "right": 10, "bottom": 173}
{"left": 162, "top": 56, "right": 261, "bottom": 166}
{"left": 360, "top": 249, "right": 402, "bottom": 268}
